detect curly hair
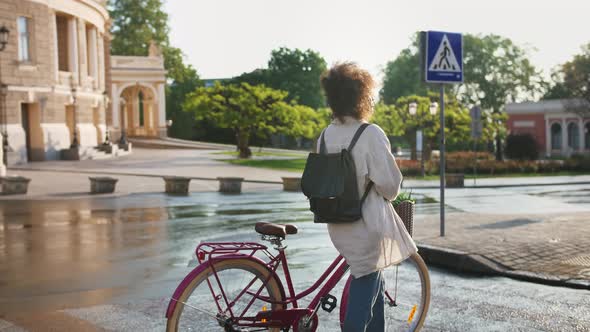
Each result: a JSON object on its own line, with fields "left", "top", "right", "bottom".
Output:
{"left": 320, "top": 62, "right": 375, "bottom": 122}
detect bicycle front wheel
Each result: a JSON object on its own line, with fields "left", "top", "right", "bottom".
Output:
{"left": 382, "top": 253, "right": 431, "bottom": 331}
{"left": 166, "top": 259, "right": 285, "bottom": 332}
{"left": 340, "top": 253, "right": 430, "bottom": 332}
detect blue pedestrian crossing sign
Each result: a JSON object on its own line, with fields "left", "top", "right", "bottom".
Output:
{"left": 425, "top": 31, "right": 463, "bottom": 83}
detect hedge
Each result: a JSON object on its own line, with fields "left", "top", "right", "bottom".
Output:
{"left": 396, "top": 153, "right": 590, "bottom": 176}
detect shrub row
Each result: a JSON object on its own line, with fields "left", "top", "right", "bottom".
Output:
{"left": 396, "top": 153, "right": 590, "bottom": 176}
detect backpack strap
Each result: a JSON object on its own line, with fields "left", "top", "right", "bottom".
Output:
{"left": 319, "top": 129, "right": 328, "bottom": 155}
{"left": 360, "top": 181, "right": 373, "bottom": 205}
{"left": 347, "top": 123, "right": 371, "bottom": 152}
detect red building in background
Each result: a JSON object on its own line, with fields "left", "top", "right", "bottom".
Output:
{"left": 506, "top": 99, "right": 590, "bottom": 158}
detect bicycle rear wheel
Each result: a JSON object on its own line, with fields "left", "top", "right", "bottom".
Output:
{"left": 166, "top": 259, "right": 284, "bottom": 332}
{"left": 340, "top": 253, "right": 430, "bottom": 332}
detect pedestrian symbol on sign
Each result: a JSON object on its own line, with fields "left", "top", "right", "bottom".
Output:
{"left": 429, "top": 34, "right": 461, "bottom": 72}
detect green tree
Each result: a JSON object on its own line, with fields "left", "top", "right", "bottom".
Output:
{"left": 373, "top": 95, "right": 486, "bottom": 161}
{"left": 544, "top": 42, "right": 590, "bottom": 115}
{"left": 267, "top": 48, "right": 327, "bottom": 108}
{"left": 380, "top": 35, "right": 428, "bottom": 104}
{"left": 231, "top": 48, "right": 327, "bottom": 109}
{"left": 184, "top": 83, "right": 319, "bottom": 158}
{"left": 460, "top": 34, "right": 544, "bottom": 160}
{"left": 231, "top": 68, "right": 271, "bottom": 86}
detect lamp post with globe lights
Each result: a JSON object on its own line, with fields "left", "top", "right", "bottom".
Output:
{"left": 70, "top": 87, "right": 79, "bottom": 148}
{"left": 408, "top": 101, "right": 438, "bottom": 177}
{"left": 102, "top": 91, "right": 111, "bottom": 146}
{"left": 0, "top": 25, "right": 10, "bottom": 175}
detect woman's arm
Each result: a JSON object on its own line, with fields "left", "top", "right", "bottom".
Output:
{"left": 366, "top": 125, "right": 403, "bottom": 201}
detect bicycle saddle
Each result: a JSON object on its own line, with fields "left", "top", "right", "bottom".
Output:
{"left": 255, "top": 222, "right": 298, "bottom": 238}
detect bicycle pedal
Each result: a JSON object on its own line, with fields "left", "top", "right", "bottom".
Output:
{"left": 320, "top": 294, "right": 337, "bottom": 313}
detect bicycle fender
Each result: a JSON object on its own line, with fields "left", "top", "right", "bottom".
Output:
{"left": 165, "top": 254, "right": 286, "bottom": 318}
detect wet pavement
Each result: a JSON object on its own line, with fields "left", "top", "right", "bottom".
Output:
{"left": 1, "top": 191, "right": 590, "bottom": 331}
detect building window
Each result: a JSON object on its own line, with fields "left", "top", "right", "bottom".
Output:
{"left": 585, "top": 122, "right": 590, "bottom": 150}
{"left": 551, "top": 123, "right": 562, "bottom": 150}
{"left": 138, "top": 91, "right": 145, "bottom": 127}
{"left": 567, "top": 122, "right": 579, "bottom": 150}
{"left": 56, "top": 14, "right": 69, "bottom": 71}
{"left": 17, "top": 16, "right": 32, "bottom": 62}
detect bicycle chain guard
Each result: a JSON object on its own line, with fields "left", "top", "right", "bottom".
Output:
{"left": 320, "top": 294, "right": 337, "bottom": 313}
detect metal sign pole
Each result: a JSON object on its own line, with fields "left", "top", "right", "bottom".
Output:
{"left": 439, "top": 84, "right": 445, "bottom": 237}
{"left": 473, "top": 139, "right": 477, "bottom": 186}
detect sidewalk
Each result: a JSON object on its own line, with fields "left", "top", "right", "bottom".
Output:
{"left": 4, "top": 148, "right": 296, "bottom": 199}
{"left": 414, "top": 212, "right": 590, "bottom": 289}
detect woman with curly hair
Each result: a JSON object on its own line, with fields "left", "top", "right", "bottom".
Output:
{"left": 319, "top": 63, "right": 417, "bottom": 332}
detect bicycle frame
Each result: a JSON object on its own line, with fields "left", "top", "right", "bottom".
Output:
{"left": 167, "top": 240, "right": 350, "bottom": 330}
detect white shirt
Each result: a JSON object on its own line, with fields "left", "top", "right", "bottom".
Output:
{"left": 318, "top": 116, "right": 418, "bottom": 278}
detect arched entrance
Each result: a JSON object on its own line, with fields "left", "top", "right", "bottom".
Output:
{"left": 110, "top": 54, "right": 168, "bottom": 140}
{"left": 119, "top": 84, "right": 159, "bottom": 137}
{"left": 567, "top": 122, "right": 580, "bottom": 151}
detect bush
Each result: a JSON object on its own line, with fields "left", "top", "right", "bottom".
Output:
{"left": 537, "top": 160, "right": 562, "bottom": 173}
{"left": 447, "top": 151, "right": 494, "bottom": 161}
{"left": 563, "top": 154, "right": 590, "bottom": 171}
{"left": 396, "top": 159, "right": 422, "bottom": 176}
{"left": 505, "top": 134, "right": 539, "bottom": 160}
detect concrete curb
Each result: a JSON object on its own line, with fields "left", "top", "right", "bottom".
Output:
{"left": 417, "top": 243, "right": 590, "bottom": 290}
{"left": 7, "top": 167, "right": 285, "bottom": 185}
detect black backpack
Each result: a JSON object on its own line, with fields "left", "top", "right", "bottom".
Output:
{"left": 301, "top": 123, "right": 373, "bottom": 224}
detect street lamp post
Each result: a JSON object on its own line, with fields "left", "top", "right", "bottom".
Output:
{"left": 102, "top": 91, "right": 111, "bottom": 146}
{"left": 408, "top": 102, "right": 438, "bottom": 177}
{"left": 119, "top": 100, "right": 128, "bottom": 145}
{"left": 0, "top": 25, "right": 10, "bottom": 174}
{"left": 70, "top": 87, "right": 79, "bottom": 148}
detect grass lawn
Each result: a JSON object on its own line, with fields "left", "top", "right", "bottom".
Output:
{"left": 213, "top": 151, "right": 305, "bottom": 158}
{"left": 223, "top": 158, "right": 308, "bottom": 172}
{"left": 220, "top": 157, "right": 590, "bottom": 179}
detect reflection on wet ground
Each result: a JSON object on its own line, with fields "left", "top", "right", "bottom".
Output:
{"left": 0, "top": 191, "right": 449, "bottom": 314}
{"left": 533, "top": 188, "right": 590, "bottom": 205}
{"left": 1, "top": 190, "right": 590, "bottom": 331}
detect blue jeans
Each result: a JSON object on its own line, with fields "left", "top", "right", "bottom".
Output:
{"left": 343, "top": 270, "right": 385, "bottom": 332}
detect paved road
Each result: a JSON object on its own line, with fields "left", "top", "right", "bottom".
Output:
{"left": 1, "top": 192, "right": 589, "bottom": 331}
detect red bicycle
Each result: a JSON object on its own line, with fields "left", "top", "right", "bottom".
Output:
{"left": 166, "top": 222, "right": 430, "bottom": 332}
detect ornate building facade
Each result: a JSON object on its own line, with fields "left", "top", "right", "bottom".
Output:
{"left": 0, "top": 0, "right": 167, "bottom": 165}
{"left": 506, "top": 99, "right": 590, "bottom": 157}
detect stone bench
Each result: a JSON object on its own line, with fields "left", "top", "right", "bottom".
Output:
{"left": 1, "top": 176, "right": 31, "bottom": 195}
{"left": 89, "top": 177, "right": 118, "bottom": 194}
{"left": 218, "top": 177, "right": 244, "bottom": 194}
{"left": 445, "top": 173, "right": 465, "bottom": 188}
{"left": 164, "top": 176, "right": 191, "bottom": 195}
{"left": 281, "top": 177, "right": 301, "bottom": 192}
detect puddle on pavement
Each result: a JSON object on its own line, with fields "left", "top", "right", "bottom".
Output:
{"left": 0, "top": 190, "right": 447, "bottom": 313}
{"left": 469, "top": 218, "right": 541, "bottom": 230}
{"left": 532, "top": 188, "right": 590, "bottom": 205}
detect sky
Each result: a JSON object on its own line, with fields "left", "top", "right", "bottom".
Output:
{"left": 164, "top": 0, "right": 590, "bottom": 84}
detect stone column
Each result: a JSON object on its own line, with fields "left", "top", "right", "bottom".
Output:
{"left": 124, "top": 103, "right": 129, "bottom": 132}
{"left": 77, "top": 18, "right": 88, "bottom": 86}
{"left": 67, "top": 17, "right": 79, "bottom": 83}
{"left": 111, "top": 83, "right": 119, "bottom": 128}
{"left": 87, "top": 27, "right": 99, "bottom": 88}
{"left": 0, "top": 137, "right": 5, "bottom": 176}
{"left": 561, "top": 118, "right": 567, "bottom": 156}
{"left": 51, "top": 11, "right": 59, "bottom": 83}
{"left": 97, "top": 33, "right": 105, "bottom": 91}
{"left": 158, "top": 83, "right": 166, "bottom": 127}
{"left": 544, "top": 116, "right": 551, "bottom": 157}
